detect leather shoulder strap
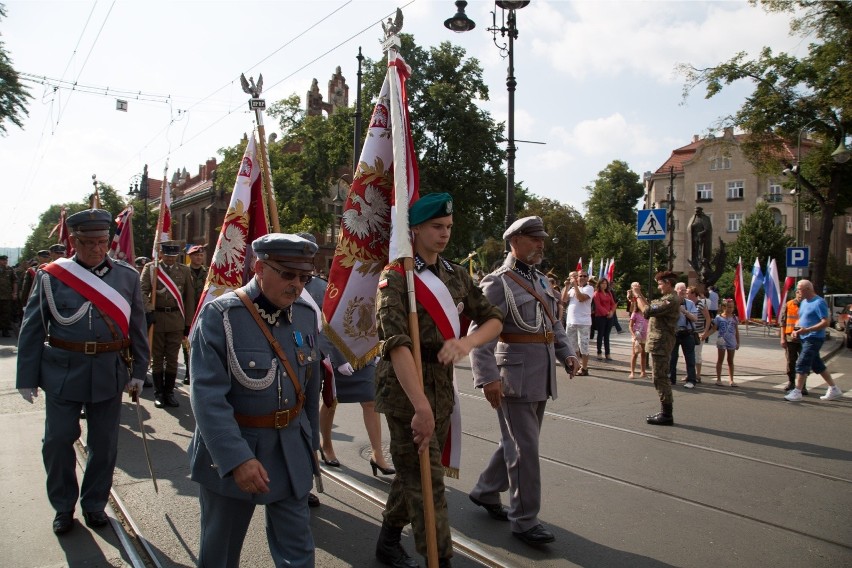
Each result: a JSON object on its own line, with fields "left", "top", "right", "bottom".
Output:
{"left": 503, "top": 270, "right": 556, "bottom": 324}
{"left": 235, "top": 288, "right": 304, "bottom": 407}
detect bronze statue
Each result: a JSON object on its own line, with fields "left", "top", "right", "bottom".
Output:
{"left": 688, "top": 207, "right": 713, "bottom": 279}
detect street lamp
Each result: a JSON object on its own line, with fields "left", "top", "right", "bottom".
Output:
{"left": 444, "top": 1, "right": 476, "bottom": 32}
{"left": 331, "top": 176, "right": 350, "bottom": 245}
{"left": 128, "top": 164, "right": 149, "bottom": 253}
{"left": 831, "top": 131, "right": 851, "bottom": 163}
{"left": 448, "top": 1, "right": 529, "bottom": 246}
{"left": 550, "top": 223, "right": 570, "bottom": 277}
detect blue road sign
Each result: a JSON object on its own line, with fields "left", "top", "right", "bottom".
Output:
{"left": 786, "top": 246, "right": 809, "bottom": 268}
{"left": 637, "top": 209, "right": 667, "bottom": 241}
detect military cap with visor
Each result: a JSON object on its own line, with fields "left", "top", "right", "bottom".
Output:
{"left": 37, "top": 250, "right": 50, "bottom": 259}
{"left": 252, "top": 233, "right": 318, "bottom": 272}
{"left": 160, "top": 243, "right": 181, "bottom": 256}
{"left": 66, "top": 209, "right": 112, "bottom": 237}
{"left": 503, "top": 216, "right": 549, "bottom": 240}
{"left": 187, "top": 244, "right": 205, "bottom": 255}
{"left": 48, "top": 244, "right": 66, "bottom": 254}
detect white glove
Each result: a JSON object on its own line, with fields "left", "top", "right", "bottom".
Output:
{"left": 372, "top": 356, "right": 381, "bottom": 366}
{"left": 337, "top": 362, "right": 355, "bottom": 376}
{"left": 127, "top": 378, "right": 145, "bottom": 392}
{"left": 18, "top": 388, "right": 37, "bottom": 404}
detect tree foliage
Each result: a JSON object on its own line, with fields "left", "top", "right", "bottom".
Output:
{"left": 518, "top": 196, "right": 586, "bottom": 280}
{"left": 583, "top": 160, "right": 645, "bottom": 232}
{"left": 679, "top": 0, "right": 852, "bottom": 293}
{"left": 728, "top": 201, "right": 795, "bottom": 271}
{"left": 0, "top": 4, "right": 31, "bottom": 135}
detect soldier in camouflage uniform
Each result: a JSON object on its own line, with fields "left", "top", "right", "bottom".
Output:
{"left": 0, "top": 255, "right": 18, "bottom": 336}
{"left": 183, "top": 245, "right": 208, "bottom": 385}
{"left": 140, "top": 243, "right": 194, "bottom": 408}
{"left": 374, "top": 193, "right": 503, "bottom": 568}
{"left": 634, "top": 271, "right": 681, "bottom": 425}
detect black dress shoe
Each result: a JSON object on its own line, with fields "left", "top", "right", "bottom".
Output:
{"left": 469, "top": 495, "right": 509, "bottom": 521}
{"left": 646, "top": 412, "right": 674, "bottom": 426}
{"left": 512, "top": 524, "right": 555, "bottom": 545}
{"left": 53, "top": 511, "right": 74, "bottom": 534}
{"left": 163, "top": 393, "right": 180, "bottom": 407}
{"left": 83, "top": 510, "right": 108, "bottom": 528}
{"left": 319, "top": 448, "right": 340, "bottom": 467}
{"left": 308, "top": 493, "right": 320, "bottom": 508}
{"left": 784, "top": 382, "right": 795, "bottom": 392}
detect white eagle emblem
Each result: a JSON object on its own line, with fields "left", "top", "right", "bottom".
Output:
{"left": 213, "top": 223, "right": 247, "bottom": 276}
{"left": 342, "top": 184, "right": 390, "bottom": 240}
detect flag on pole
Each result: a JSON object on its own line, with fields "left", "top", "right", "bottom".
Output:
{"left": 322, "top": 54, "right": 418, "bottom": 368}
{"left": 108, "top": 206, "right": 135, "bottom": 265}
{"left": 605, "top": 258, "right": 615, "bottom": 283}
{"left": 587, "top": 258, "right": 593, "bottom": 278}
{"left": 733, "top": 257, "right": 747, "bottom": 321}
{"left": 152, "top": 176, "right": 172, "bottom": 260}
{"left": 598, "top": 258, "right": 604, "bottom": 281}
{"left": 48, "top": 207, "right": 74, "bottom": 258}
{"left": 191, "top": 134, "right": 268, "bottom": 327}
{"left": 763, "top": 258, "right": 781, "bottom": 322}
{"left": 781, "top": 276, "right": 795, "bottom": 304}
{"left": 745, "top": 258, "right": 764, "bottom": 320}
{"left": 576, "top": 257, "right": 583, "bottom": 271}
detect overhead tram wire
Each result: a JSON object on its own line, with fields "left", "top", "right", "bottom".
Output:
{"left": 140, "top": 0, "right": 418, "bottom": 171}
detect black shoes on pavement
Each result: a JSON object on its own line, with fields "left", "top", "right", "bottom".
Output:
{"left": 83, "top": 510, "right": 109, "bottom": 528}
{"left": 376, "top": 522, "right": 419, "bottom": 567}
{"left": 512, "top": 524, "right": 555, "bottom": 546}
{"left": 469, "top": 495, "right": 509, "bottom": 521}
{"left": 308, "top": 493, "right": 320, "bottom": 508}
{"left": 52, "top": 511, "right": 74, "bottom": 534}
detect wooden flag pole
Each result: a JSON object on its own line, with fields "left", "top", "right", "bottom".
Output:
{"left": 241, "top": 73, "right": 280, "bottom": 233}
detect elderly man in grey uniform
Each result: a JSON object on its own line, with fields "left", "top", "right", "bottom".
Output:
{"left": 468, "top": 216, "right": 577, "bottom": 546}
{"left": 189, "top": 234, "right": 321, "bottom": 568}
{"left": 16, "top": 209, "right": 149, "bottom": 535}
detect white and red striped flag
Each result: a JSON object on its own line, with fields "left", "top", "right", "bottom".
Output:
{"left": 605, "top": 258, "right": 615, "bottom": 282}
{"left": 575, "top": 257, "right": 583, "bottom": 271}
{"left": 191, "top": 134, "right": 268, "bottom": 328}
{"left": 152, "top": 176, "right": 172, "bottom": 260}
{"left": 733, "top": 257, "right": 747, "bottom": 320}
{"left": 108, "top": 206, "right": 135, "bottom": 265}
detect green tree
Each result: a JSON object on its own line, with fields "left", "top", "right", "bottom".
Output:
{"left": 728, "top": 201, "right": 795, "bottom": 272}
{"left": 518, "top": 196, "right": 586, "bottom": 280}
{"left": 583, "top": 160, "right": 645, "bottom": 232}
{"left": 0, "top": 4, "right": 31, "bottom": 135}
{"left": 362, "top": 35, "right": 511, "bottom": 257}
{"left": 679, "top": 0, "right": 852, "bottom": 294}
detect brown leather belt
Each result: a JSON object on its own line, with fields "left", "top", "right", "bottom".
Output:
{"left": 48, "top": 336, "right": 131, "bottom": 355}
{"left": 234, "top": 407, "right": 302, "bottom": 429}
{"left": 499, "top": 331, "right": 554, "bottom": 344}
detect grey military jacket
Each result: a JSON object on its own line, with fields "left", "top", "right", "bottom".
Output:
{"left": 188, "top": 277, "right": 321, "bottom": 503}
{"left": 16, "top": 257, "right": 149, "bottom": 402}
{"left": 469, "top": 254, "right": 574, "bottom": 402}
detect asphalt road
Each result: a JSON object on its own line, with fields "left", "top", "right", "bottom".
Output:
{"left": 2, "top": 329, "right": 850, "bottom": 567}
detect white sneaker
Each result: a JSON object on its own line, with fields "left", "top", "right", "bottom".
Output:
{"left": 785, "top": 388, "right": 803, "bottom": 402}
{"left": 820, "top": 386, "right": 843, "bottom": 401}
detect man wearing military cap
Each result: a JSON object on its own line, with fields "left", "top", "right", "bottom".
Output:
{"left": 374, "top": 193, "right": 503, "bottom": 568}
{"left": 468, "top": 215, "right": 577, "bottom": 547}
{"left": 134, "top": 256, "right": 149, "bottom": 274}
{"left": 16, "top": 208, "right": 149, "bottom": 534}
{"left": 182, "top": 245, "right": 209, "bottom": 385}
{"left": 49, "top": 243, "right": 67, "bottom": 260}
{"left": 0, "top": 254, "right": 18, "bottom": 336}
{"left": 140, "top": 242, "right": 194, "bottom": 408}
{"left": 189, "top": 233, "right": 322, "bottom": 567}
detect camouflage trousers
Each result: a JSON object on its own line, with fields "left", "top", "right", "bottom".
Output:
{"left": 383, "top": 412, "right": 453, "bottom": 559}
{"left": 650, "top": 350, "right": 673, "bottom": 405}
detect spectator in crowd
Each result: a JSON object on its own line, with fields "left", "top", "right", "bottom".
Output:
{"left": 628, "top": 283, "right": 648, "bottom": 379}
{"left": 593, "top": 277, "right": 616, "bottom": 361}
{"left": 779, "top": 288, "right": 807, "bottom": 394}
{"left": 669, "top": 282, "right": 698, "bottom": 389}
{"left": 707, "top": 285, "right": 719, "bottom": 319}
{"left": 707, "top": 298, "right": 740, "bottom": 386}
{"left": 562, "top": 270, "right": 593, "bottom": 375}
{"left": 687, "top": 286, "right": 712, "bottom": 382}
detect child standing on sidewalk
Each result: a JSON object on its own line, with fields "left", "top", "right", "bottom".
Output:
{"left": 708, "top": 299, "right": 740, "bottom": 386}
{"left": 628, "top": 283, "right": 648, "bottom": 379}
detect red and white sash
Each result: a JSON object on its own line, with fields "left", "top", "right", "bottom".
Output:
{"left": 44, "top": 258, "right": 131, "bottom": 337}
{"left": 157, "top": 266, "right": 185, "bottom": 319}
{"left": 390, "top": 264, "right": 463, "bottom": 478}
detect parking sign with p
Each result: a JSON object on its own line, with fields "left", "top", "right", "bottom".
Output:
{"left": 786, "top": 247, "right": 809, "bottom": 268}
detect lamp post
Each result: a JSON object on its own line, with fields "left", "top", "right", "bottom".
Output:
{"left": 447, "top": 1, "right": 529, "bottom": 247}
{"left": 128, "top": 164, "right": 149, "bottom": 253}
{"left": 551, "top": 223, "right": 570, "bottom": 277}
{"left": 331, "top": 176, "right": 350, "bottom": 246}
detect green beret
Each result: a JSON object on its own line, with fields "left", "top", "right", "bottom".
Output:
{"left": 409, "top": 193, "right": 453, "bottom": 226}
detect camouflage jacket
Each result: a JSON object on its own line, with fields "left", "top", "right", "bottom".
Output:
{"left": 0, "top": 265, "right": 16, "bottom": 299}
{"left": 643, "top": 291, "right": 680, "bottom": 355}
{"left": 375, "top": 255, "right": 503, "bottom": 419}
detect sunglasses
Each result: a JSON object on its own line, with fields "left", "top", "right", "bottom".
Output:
{"left": 264, "top": 262, "right": 313, "bottom": 284}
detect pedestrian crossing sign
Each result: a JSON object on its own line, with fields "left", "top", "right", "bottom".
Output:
{"left": 637, "top": 209, "right": 666, "bottom": 241}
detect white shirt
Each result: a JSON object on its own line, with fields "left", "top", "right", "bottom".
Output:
{"left": 566, "top": 284, "right": 595, "bottom": 325}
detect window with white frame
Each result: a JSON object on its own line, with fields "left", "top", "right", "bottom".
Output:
{"left": 727, "top": 180, "right": 744, "bottom": 199}
{"left": 768, "top": 182, "right": 782, "bottom": 203}
{"left": 696, "top": 183, "right": 713, "bottom": 201}
{"left": 727, "top": 212, "right": 744, "bottom": 232}
{"left": 710, "top": 156, "right": 731, "bottom": 170}
{"left": 803, "top": 214, "right": 811, "bottom": 232}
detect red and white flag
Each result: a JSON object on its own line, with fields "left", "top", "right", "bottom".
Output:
{"left": 733, "top": 257, "right": 747, "bottom": 321}
{"left": 781, "top": 276, "right": 796, "bottom": 307}
{"left": 576, "top": 257, "right": 583, "bottom": 271}
{"left": 152, "top": 177, "right": 172, "bottom": 260}
{"left": 48, "top": 207, "right": 74, "bottom": 258}
{"left": 605, "top": 258, "right": 615, "bottom": 283}
{"left": 108, "top": 206, "right": 135, "bottom": 265}
{"left": 191, "top": 134, "right": 268, "bottom": 327}
{"left": 322, "top": 51, "right": 419, "bottom": 368}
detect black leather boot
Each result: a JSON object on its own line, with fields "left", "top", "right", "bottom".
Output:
{"left": 163, "top": 373, "right": 180, "bottom": 407}
{"left": 153, "top": 371, "right": 165, "bottom": 408}
{"left": 376, "top": 522, "right": 419, "bottom": 568}
{"left": 646, "top": 403, "right": 673, "bottom": 425}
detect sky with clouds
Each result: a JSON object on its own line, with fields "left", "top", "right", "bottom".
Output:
{"left": 0, "top": 0, "right": 810, "bottom": 251}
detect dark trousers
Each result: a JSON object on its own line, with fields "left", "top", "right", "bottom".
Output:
{"left": 593, "top": 316, "right": 612, "bottom": 356}
{"left": 610, "top": 314, "right": 623, "bottom": 333}
{"left": 784, "top": 340, "right": 802, "bottom": 382}
{"left": 669, "top": 331, "right": 697, "bottom": 384}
